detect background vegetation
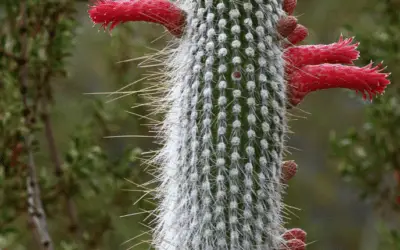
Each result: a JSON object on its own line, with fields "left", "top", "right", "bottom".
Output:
{"left": 0, "top": 0, "right": 399, "bottom": 249}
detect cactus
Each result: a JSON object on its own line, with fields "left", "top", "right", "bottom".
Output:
{"left": 88, "top": 0, "right": 390, "bottom": 249}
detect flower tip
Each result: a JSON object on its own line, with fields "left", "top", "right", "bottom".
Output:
{"left": 344, "top": 36, "right": 353, "bottom": 43}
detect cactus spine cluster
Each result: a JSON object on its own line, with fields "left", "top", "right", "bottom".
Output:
{"left": 156, "top": 0, "right": 288, "bottom": 249}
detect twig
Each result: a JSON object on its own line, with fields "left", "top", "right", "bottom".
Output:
{"left": 0, "top": 48, "right": 27, "bottom": 64}
{"left": 26, "top": 157, "right": 53, "bottom": 250}
{"left": 38, "top": 1, "right": 82, "bottom": 238}
{"left": 18, "top": 1, "right": 54, "bottom": 249}
{"left": 41, "top": 104, "right": 82, "bottom": 237}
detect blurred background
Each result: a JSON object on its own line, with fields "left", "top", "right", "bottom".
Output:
{"left": 1, "top": 0, "right": 399, "bottom": 249}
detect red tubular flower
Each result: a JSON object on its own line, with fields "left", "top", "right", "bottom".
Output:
{"left": 288, "top": 63, "right": 390, "bottom": 106}
{"left": 284, "top": 36, "right": 360, "bottom": 74}
{"left": 88, "top": 0, "right": 186, "bottom": 37}
{"left": 278, "top": 0, "right": 390, "bottom": 107}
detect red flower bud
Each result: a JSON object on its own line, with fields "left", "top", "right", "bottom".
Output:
{"left": 282, "top": 239, "right": 306, "bottom": 250}
{"left": 284, "top": 24, "right": 309, "bottom": 47}
{"left": 281, "top": 160, "right": 298, "bottom": 183}
{"left": 278, "top": 16, "right": 298, "bottom": 38}
{"left": 283, "top": 0, "right": 297, "bottom": 15}
{"left": 282, "top": 228, "right": 307, "bottom": 242}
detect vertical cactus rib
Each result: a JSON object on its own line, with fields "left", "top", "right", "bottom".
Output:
{"left": 154, "top": 2, "right": 202, "bottom": 248}
{"left": 254, "top": 1, "right": 286, "bottom": 249}
{"left": 214, "top": 1, "right": 228, "bottom": 249}
{"left": 189, "top": 2, "right": 205, "bottom": 249}
{"left": 242, "top": 1, "right": 256, "bottom": 249}
{"left": 227, "top": 5, "right": 242, "bottom": 250}
{"left": 200, "top": 0, "right": 215, "bottom": 248}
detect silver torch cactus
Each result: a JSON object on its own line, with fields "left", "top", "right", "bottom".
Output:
{"left": 88, "top": 0, "right": 390, "bottom": 249}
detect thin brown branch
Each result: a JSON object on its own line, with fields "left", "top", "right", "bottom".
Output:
{"left": 87, "top": 216, "right": 112, "bottom": 248}
{"left": 26, "top": 157, "right": 53, "bottom": 250}
{"left": 0, "top": 48, "right": 27, "bottom": 64}
{"left": 41, "top": 104, "right": 82, "bottom": 237}
{"left": 18, "top": 1, "right": 54, "bottom": 249}
{"left": 41, "top": 109, "right": 63, "bottom": 177}
{"left": 37, "top": 1, "right": 82, "bottom": 238}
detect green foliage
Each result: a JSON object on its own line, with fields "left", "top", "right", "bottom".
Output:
{"left": 0, "top": 1, "right": 156, "bottom": 249}
{"left": 378, "top": 223, "right": 400, "bottom": 250}
{"left": 331, "top": 0, "right": 400, "bottom": 248}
